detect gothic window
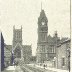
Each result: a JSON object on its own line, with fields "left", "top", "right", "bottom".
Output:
{"left": 14, "top": 47, "right": 21, "bottom": 58}
{"left": 49, "top": 48, "right": 52, "bottom": 53}
{"left": 51, "top": 46, "right": 53, "bottom": 53}
{"left": 16, "top": 32, "right": 18, "bottom": 40}
{"left": 52, "top": 46, "right": 55, "bottom": 53}
{"left": 49, "top": 45, "right": 55, "bottom": 53}
{"left": 19, "top": 33, "right": 21, "bottom": 39}
{"left": 54, "top": 47, "right": 56, "bottom": 53}
{"left": 17, "top": 33, "right": 19, "bottom": 38}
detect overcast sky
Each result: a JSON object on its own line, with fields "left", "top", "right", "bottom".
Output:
{"left": 1, "top": 0, "right": 70, "bottom": 56}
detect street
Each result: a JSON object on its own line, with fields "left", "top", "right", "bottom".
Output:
{"left": 20, "top": 64, "right": 56, "bottom": 72}
{"left": 2, "top": 64, "right": 68, "bottom": 72}
{"left": 2, "top": 64, "right": 56, "bottom": 72}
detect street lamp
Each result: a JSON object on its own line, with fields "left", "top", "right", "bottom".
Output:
{"left": 67, "top": 47, "right": 70, "bottom": 72}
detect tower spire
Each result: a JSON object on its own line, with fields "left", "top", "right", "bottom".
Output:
{"left": 41, "top": 1, "right": 42, "bottom": 11}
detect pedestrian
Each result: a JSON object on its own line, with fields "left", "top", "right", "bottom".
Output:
{"left": 44, "top": 64, "right": 45, "bottom": 69}
{"left": 46, "top": 64, "right": 47, "bottom": 68}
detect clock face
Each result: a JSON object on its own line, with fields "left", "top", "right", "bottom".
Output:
{"left": 42, "top": 22, "right": 45, "bottom": 25}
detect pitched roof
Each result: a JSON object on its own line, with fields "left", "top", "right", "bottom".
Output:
{"left": 60, "top": 38, "right": 70, "bottom": 44}
{"left": 60, "top": 37, "right": 69, "bottom": 43}
{"left": 57, "top": 38, "right": 70, "bottom": 47}
{"left": 47, "top": 35, "right": 54, "bottom": 43}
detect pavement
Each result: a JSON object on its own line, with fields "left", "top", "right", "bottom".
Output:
{"left": 1, "top": 66, "right": 23, "bottom": 72}
{"left": 14, "top": 66, "right": 23, "bottom": 72}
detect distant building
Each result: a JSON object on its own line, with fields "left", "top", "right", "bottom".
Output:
{"left": 1, "top": 32, "right": 4, "bottom": 71}
{"left": 56, "top": 38, "right": 70, "bottom": 70}
{"left": 23, "top": 45, "right": 32, "bottom": 64}
{"left": 4, "top": 45, "right": 12, "bottom": 66}
{"left": 13, "top": 26, "right": 23, "bottom": 59}
{"left": 36, "top": 9, "right": 60, "bottom": 63}
{"left": 4, "top": 26, "right": 32, "bottom": 64}
{"left": 36, "top": 9, "right": 70, "bottom": 70}
{"left": 47, "top": 32, "right": 60, "bottom": 61}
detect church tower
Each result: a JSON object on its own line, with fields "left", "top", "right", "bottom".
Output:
{"left": 13, "top": 26, "right": 22, "bottom": 48}
{"left": 12, "top": 26, "right": 23, "bottom": 58}
{"left": 37, "top": 9, "right": 48, "bottom": 63}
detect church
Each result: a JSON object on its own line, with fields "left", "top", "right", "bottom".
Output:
{"left": 4, "top": 26, "right": 32, "bottom": 65}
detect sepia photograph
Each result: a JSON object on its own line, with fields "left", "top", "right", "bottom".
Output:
{"left": 0, "top": 0, "right": 71, "bottom": 72}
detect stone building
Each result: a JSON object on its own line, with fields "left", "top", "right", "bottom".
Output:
{"left": 36, "top": 9, "right": 48, "bottom": 63}
{"left": 12, "top": 26, "right": 32, "bottom": 64}
{"left": 12, "top": 26, "right": 23, "bottom": 59}
{"left": 47, "top": 32, "right": 60, "bottom": 61}
{"left": 4, "top": 26, "right": 32, "bottom": 64}
{"left": 36, "top": 9, "right": 60, "bottom": 63}
{"left": 1, "top": 32, "right": 5, "bottom": 71}
{"left": 4, "top": 45, "right": 12, "bottom": 66}
{"left": 56, "top": 38, "right": 70, "bottom": 70}
{"left": 23, "top": 45, "right": 32, "bottom": 64}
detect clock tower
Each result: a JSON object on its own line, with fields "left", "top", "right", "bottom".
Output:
{"left": 37, "top": 9, "right": 48, "bottom": 63}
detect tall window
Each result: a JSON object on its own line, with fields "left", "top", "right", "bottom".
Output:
{"left": 42, "top": 45, "right": 45, "bottom": 52}
{"left": 49, "top": 48, "right": 52, "bottom": 53}
{"left": 62, "top": 58, "right": 65, "bottom": 66}
{"left": 14, "top": 46, "right": 21, "bottom": 58}
{"left": 54, "top": 47, "right": 56, "bottom": 53}
{"left": 41, "top": 34, "right": 46, "bottom": 41}
{"left": 52, "top": 47, "right": 55, "bottom": 53}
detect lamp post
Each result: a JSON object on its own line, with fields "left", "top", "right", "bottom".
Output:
{"left": 10, "top": 49, "right": 14, "bottom": 66}
{"left": 67, "top": 47, "right": 70, "bottom": 72}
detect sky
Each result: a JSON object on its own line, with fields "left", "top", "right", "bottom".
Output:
{"left": 0, "top": 0, "right": 70, "bottom": 56}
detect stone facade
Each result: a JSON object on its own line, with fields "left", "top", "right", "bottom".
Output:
{"left": 23, "top": 45, "right": 32, "bottom": 64}
{"left": 36, "top": 9, "right": 60, "bottom": 63}
{"left": 1, "top": 32, "right": 5, "bottom": 71}
{"left": 36, "top": 9, "right": 48, "bottom": 63}
{"left": 12, "top": 26, "right": 32, "bottom": 64}
{"left": 4, "top": 26, "right": 32, "bottom": 64}
{"left": 56, "top": 39, "right": 70, "bottom": 70}
{"left": 4, "top": 45, "right": 12, "bottom": 66}
{"left": 47, "top": 32, "right": 60, "bottom": 61}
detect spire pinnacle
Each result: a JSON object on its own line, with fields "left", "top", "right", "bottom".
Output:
{"left": 41, "top": 1, "right": 42, "bottom": 11}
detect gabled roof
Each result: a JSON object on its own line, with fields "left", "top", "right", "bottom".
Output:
{"left": 60, "top": 37, "right": 69, "bottom": 43}
{"left": 57, "top": 38, "right": 70, "bottom": 47}
{"left": 14, "top": 43, "right": 22, "bottom": 50}
{"left": 47, "top": 34, "right": 61, "bottom": 45}
{"left": 47, "top": 35, "right": 55, "bottom": 45}
{"left": 60, "top": 38, "right": 70, "bottom": 44}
